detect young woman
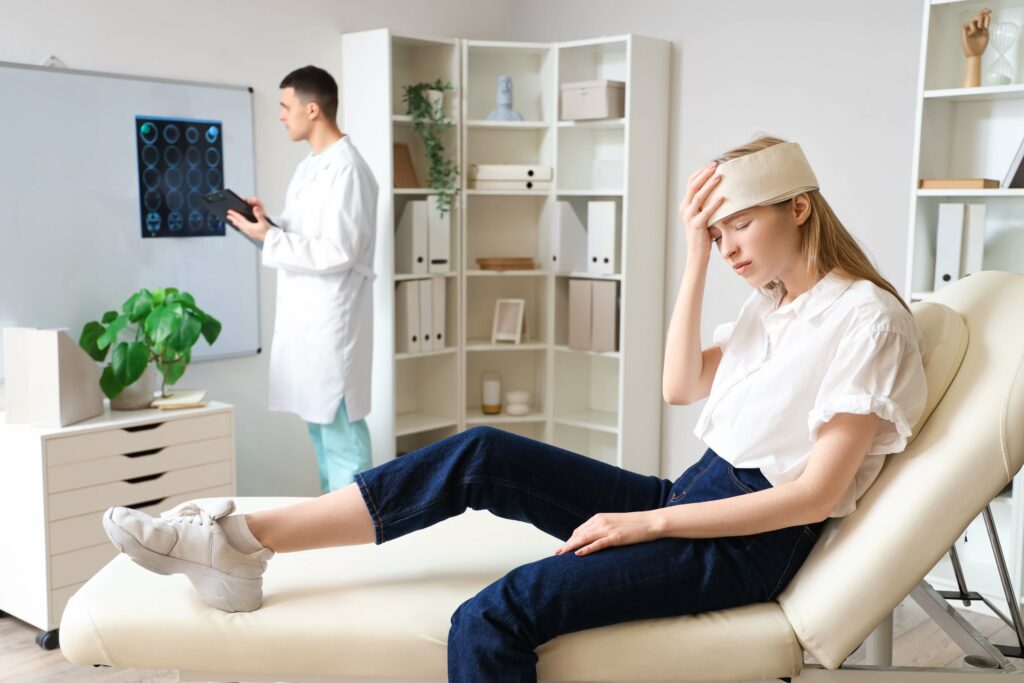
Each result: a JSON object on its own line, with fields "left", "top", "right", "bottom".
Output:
{"left": 104, "top": 136, "right": 927, "bottom": 683}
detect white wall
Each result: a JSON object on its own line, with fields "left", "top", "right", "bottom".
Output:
{"left": 508, "top": 0, "right": 924, "bottom": 478}
{"left": 1, "top": 0, "right": 927, "bottom": 490}
{"left": 0, "top": 0, "right": 510, "bottom": 496}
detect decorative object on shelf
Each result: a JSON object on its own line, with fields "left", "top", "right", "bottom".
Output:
{"left": 402, "top": 80, "right": 459, "bottom": 217}
{"left": 491, "top": 299, "right": 525, "bottom": 344}
{"left": 560, "top": 80, "right": 625, "bottom": 120}
{"left": 1004, "top": 135, "right": 1024, "bottom": 188}
{"left": 505, "top": 390, "right": 530, "bottom": 416}
{"left": 486, "top": 75, "right": 524, "bottom": 122}
{"left": 392, "top": 143, "right": 419, "bottom": 188}
{"left": 2, "top": 327, "right": 104, "bottom": 427}
{"left": 985, "top": 21, "right": 1019, "bottom": 86}
{"left": 79, "top": 287, "right": 222, "bottom": 408}
{"left": 961, "top": 7, "right": 991, "bottom": 88}
{"left": 476, "top": 257, "right": 536, "bottom": 271}
{"left": 481, "top": 371, "right": 502, "bottom": 415}
{"left": 918, "top": 178, "right": 1000, "bottom": 190}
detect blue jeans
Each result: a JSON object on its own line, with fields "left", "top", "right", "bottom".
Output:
{"left": 307, "top": 399, "right": 372, "bottom": 493}
{"left": 355, "top": 426, "right": 824, "bottom": 683}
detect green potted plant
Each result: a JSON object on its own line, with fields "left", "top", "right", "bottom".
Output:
{"left": 402, "top": 79, "right": 459, "bottom": 217}
{"left": 79, "top": 287, "right": 221, "bottom": 409}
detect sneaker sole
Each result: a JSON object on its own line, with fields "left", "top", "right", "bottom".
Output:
{"left": 102, "top": 508, "right": 264, "bottom": 613}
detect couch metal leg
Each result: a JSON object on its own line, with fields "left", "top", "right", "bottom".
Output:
{"left": 983, "top": 504, "right": 1024, "bottom": 658}
{"left": 912, "top": 582, "right": 1011, "bottom": 668}
{"left": 864, "top": 611, "right": 893, "bottom": 666}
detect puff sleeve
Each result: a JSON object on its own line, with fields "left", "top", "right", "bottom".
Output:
{"left": 807, "top": 328, "right": 927, "bottom": 455}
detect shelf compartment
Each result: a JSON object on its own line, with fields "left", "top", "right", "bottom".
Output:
{"left": 465, "top": 348, "right": 547, "bottom": 419}
{"left": 391, "top": 36, "right": 459, "bottom": 119}
{"left": 552, "top": 352, "right": 619, "bottom": 429}
{"left": 556, "top": 126, "right": 625, "bottom": 193}
{"left": 465, "top": 127, "right": 555, "bottom": 170}
{"left": 465, "top": 194, "right": 551, "bottom": 269}
{"left": 558, "top": 39, "right": 627, "bottom": 89}
{"left": 393, "top": 124, "right": 459, "bottom": 192}
{"left": 465, "top": 42, "right": 555, "bottom": 122}
{"left": 917, "top": 97, "right": 1024, "bottom": 182}
{"left": 909, "top": 195, "right": 1024, "bottom": 293}
{"left": 465, "top": 275, "right": 549, "bottom": 346}
{"left": 922, "top": 3, "right": 1024, "bottom": 91}
{"left": 394, "top": 194, "right": 459, "bottom": 277}
{"left": 395, "top": 352, "right": 457, "bottom": 436}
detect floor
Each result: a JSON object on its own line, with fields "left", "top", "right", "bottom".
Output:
{"left": 1, "top": 598, "right": 1020, "bottom": 682}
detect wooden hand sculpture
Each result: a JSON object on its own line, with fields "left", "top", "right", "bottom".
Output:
{"left": 962, "top": 8, "right": 992, "bottom": 87}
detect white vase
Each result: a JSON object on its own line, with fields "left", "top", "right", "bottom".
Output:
{"left": 110, "top": 365, "right": 161, "bottom": 411}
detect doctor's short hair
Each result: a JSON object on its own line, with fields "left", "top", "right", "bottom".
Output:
{"left": 280, "top": 65, "right": 339, "bottom": 121}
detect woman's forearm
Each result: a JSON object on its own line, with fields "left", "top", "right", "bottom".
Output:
{"left": 662, "top": 259, "right": 709, "bottom": 403}
{"left": 649, "top": 479, "right": 826, "bottom": 539}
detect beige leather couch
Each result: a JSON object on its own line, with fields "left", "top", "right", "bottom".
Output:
{"left": 59, "top": 271, "right": 1024, "bottom": 681}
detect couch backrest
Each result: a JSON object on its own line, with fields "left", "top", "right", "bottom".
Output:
{"left": 778, "top": 271, "right": 1024, "bottom": 669}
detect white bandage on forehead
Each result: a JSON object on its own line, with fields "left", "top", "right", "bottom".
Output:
{"left": 705, "top": 142, "right": 819, "bottom": 227}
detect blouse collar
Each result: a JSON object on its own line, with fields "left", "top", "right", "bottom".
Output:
{"left": 761, "top": 270, "right": 854, "bottom": 321}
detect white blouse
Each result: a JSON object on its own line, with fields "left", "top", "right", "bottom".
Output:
{"left": 694, "top": 270, "right": 928, "bottom": 517}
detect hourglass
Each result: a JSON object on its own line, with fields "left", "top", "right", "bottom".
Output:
{"left": 985, "top": 21, "right": 1020, "bottom": 86}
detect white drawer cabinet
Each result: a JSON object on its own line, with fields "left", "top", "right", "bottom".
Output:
{"left": 0, "top": 401, "right": 236, "bottom": 646}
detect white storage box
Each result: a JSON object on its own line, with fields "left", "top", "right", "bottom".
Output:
{"left": 560, "top": 80, "right": 625, "bottom": 121}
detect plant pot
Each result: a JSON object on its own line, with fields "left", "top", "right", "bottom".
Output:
{"left": 110, "top": 365, "right": 161, "bottom": 410}
{"left": 427, "top": 89, "right": 445, "bottom": 120}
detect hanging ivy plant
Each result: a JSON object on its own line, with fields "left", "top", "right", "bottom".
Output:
{"left": 402, "top": 79, "right": 459, "bottom": 217}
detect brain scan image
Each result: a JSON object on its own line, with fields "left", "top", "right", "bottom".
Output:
{"left": 135, "top": 116, "right": 224, "bottom": 239}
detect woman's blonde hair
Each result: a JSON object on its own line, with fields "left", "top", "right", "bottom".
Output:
{"left": 715, "top": 136, "right": 910, "bottom": 312}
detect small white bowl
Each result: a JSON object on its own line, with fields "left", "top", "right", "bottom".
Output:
{"left": 505, "top": 390, "right": 530, "bottom": 405}
{"left": 505, "top": 403, "right": 530, "bottom": 416}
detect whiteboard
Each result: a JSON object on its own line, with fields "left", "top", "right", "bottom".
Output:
{"left": 0, "top": 61, "right": 261, "bottom": 380}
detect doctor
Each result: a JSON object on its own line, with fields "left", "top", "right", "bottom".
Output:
{"left": 227, "top": 65, "right": 378, "bottom": 493}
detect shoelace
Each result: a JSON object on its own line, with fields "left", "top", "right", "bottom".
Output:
{"left": 161, "top": 502, "right": 214, "bottom": 527}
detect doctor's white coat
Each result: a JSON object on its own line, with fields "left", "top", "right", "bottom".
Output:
{"left": 262, "top": 136, "right": 378, "bottom": 424}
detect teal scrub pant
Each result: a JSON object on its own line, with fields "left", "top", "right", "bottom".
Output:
{"left": 306, "top": 398, "right": 372, "bottom": 493}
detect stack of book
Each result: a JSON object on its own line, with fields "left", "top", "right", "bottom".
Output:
{"left": 468, "top": 164, "right": 552, "bottom": 191}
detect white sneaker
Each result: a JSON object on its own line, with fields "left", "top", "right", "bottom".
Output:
{"left": 102, "top": 499, "right": 274, "bottom": 612}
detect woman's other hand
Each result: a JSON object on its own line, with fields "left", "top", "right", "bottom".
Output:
{"left": 555, "top": 511, "right": 662, "bottom": 557}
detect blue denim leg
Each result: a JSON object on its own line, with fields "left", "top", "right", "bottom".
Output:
{"left": 355, "top": 425, "right": 674, "bottom": 544}
{"left": 356, "top": 430, "right": 823, "bottom": 682}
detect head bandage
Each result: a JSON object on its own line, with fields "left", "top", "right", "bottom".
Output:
{"left": 705, "top": 142, "right": 819, "bottom": 227}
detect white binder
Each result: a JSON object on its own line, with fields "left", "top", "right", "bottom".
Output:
{"left": 426, "top": 195, "right": 450, "bottom": 274}
{"left": 934, "top": 203, "right": 965, "bottom": 291}
{"left": 395, "top": 281, "right": 421, "bottom": 354}
{"left": 960, "top": 203, "right": 986, "bottom": 277}
{"left": 550, "top": 201, "right": 587, "bottom": 274}
{"left": 396, "top": 201, "right": 428, "bottom": 275}
{"left": 431, "top": 277, "right": 446, "bottom": 350}
{"left": 470, "top": 179, "right": 551, "bottom": 191}
{"left": 587, "top": 200, "right": 619, "bottom": 275}
{"left": 418, "top": 279, "right": 433, "bottom": 350}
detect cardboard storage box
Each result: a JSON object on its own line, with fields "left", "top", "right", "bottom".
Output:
{"left": 560, "top": 80, "right": 625, "bottom": 120}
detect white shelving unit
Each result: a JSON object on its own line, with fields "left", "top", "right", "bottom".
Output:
{"left": 908, "top": 0, "right": 1024, "bottom": 613}
{"left": 343, "top": 29, "right": 669, "bottom": 475}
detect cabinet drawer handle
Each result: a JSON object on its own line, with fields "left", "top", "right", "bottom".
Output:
{"left": 123, "top": 472, "right": 167, "bottom": 484}
{"left": 126, "top": 497, "right": 167, "bottom": 510}
{"left": 123, "top": 447, "right": 165, "bottom": 459}
{"left": 122, "top": 422, "right": 164, "bottom": 433}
